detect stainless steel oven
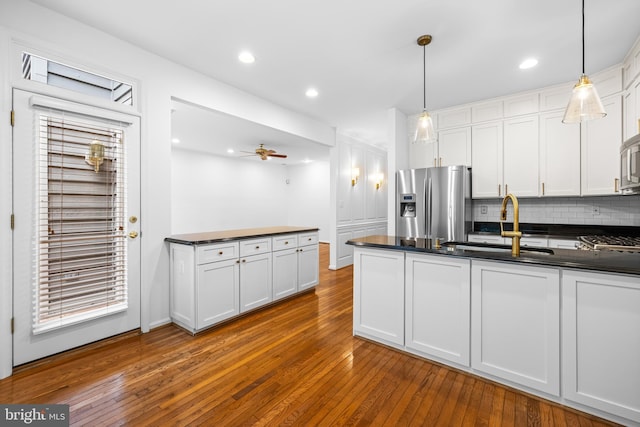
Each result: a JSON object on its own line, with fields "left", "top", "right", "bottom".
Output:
{"left": 620, "top": 133, "right": 640, "bottom": 195}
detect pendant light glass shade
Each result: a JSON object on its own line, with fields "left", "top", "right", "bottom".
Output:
{"left": 562, "top": 74, "right": 606, "bottom": 123}
{"left": 562, "top": 0, "right": 606, "bottom": 124}
{"left": 414, "top": 110, "right": 435, "bottom": 143}
{"left": 413, "top": 35, "right": 435, "bottom": 144}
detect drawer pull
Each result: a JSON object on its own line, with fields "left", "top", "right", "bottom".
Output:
{"left": 255, "top": 246, "right": 260, "bottom": 249}
{"left": 285, "top": 241, "right": 289, "bottom": 245}
{"left": 218, "top": 251, "right": 223, "bottom": 255}
{"left": 308, "top": 238, "right": 312, "bottom": 241}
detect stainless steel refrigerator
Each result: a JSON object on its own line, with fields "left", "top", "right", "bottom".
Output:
{"left": 396, "top": 166, "right": 471, "bottom": 241}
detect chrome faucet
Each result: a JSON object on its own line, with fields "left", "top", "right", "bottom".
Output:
{"left": 500, "top": 193, "right": 522, "bottom": 256}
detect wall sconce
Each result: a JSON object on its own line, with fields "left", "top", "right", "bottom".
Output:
{"left": 375, "top": 173, "right": 384, "bottom": 190}
{"left": 85, "top": 141, "right": 105, "bottom": 173}
{"left": 351, "top": 167, "right": 360, "bottom": 186}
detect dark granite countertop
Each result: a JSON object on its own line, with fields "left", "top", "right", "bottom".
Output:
{"left": 347, "top": 235, "right": 640, "bottom": 276}
{"left": 473, "top": 222, "right": 640, "bottom": 239}
{"left": 165, "top": 226, "right": 319, "bottom": 245}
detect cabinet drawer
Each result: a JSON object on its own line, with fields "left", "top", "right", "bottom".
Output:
{"left": 298, "top": 231, "right": 319, "bottom": 246}
{"left": 196, "top": 242, "right": 239, "bottom": 265}
{"left": 240, "top": 238, "right": 271, "bottom": 257}
{"left": 272, "top": 234, "right": 298, "bottom": 251}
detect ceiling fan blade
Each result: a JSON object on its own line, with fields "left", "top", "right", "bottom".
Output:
{"left": 269, "top": 154, "right": 287, "bottom": 158}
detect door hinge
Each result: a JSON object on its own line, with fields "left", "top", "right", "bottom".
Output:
{"left": 10, "top": 214, "right": 14, "bottom": 230}
{"left": 11, "top": 318, "right": 14, "bottom": 334}
{"left": 10, "top": 110, "right": 15, "bottom": 127}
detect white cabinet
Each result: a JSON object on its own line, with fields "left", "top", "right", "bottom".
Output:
{"left": 271, "top": 232, "right": 319, "bottom": 301}
{"left": 503, "top": 115, "right": 539, "bottom": 197}
{"left": 196, "top": 258, "right": 240, "bottom": 328}
{"left": 581, "top": 95, "right": 623, "bottom": 195}
{"left": 169, "top": 230, "right": 318, "bottom": 333}
{"left": 470, "top": 114, "right": 540, "bottom": 198}
{"left": 624, "top": 78, "right": 640, "bottom": 140}
{"left": 405, "top": 253, "right": 470, "bottom": 367}
{"left": 239, "top": 251, "right": 272, "bottom": 312}
{"left": 471, "top": 260, "right": 560, "bottom": 396}
{"left": 539, "top": 110, "right": 581, "bottom": 196}
{"left": 520, "top": 236, "right": 548, "bottom": 248}
{"left": 562, "top": 271, "right": 640, "bottom": 424}
{"left": 239, "top": 237, "right": 272, "bottom": 312}
{"left": 471, "top": 121, "right": 503, "bottom": 198}
{"left": 467, "top": 233, "right": 505, "bottom": 244}
{"left": 170, "top": 241, "right": 241, "bottom": 333}
{"left": 436, "top": 127, "right": 471, "bottom": 167}
{"left": 353, "top": 247, "right": 405, "bottom": 346}
{"left": 297, "top": 232, "right": 319, "bottom": 291}
{"left": 547, "top": 238, "right": 578, "bottom": 250}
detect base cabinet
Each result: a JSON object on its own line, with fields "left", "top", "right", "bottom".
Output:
{"left": 562, "top": 270, "right": 640, "bottom": 424}
{"left": 169, "top": 230, "right": 318, "bottom": 333}
{"left": 471, "top": 260, "right": 560, "bottom": 396}
{"left": 405, "top": 254, "right": 470, "bottom": 367}
{"left": 197, "top": 258, "right": 240, "bottom": 328}
{"left": 239, "top": 252, "right": 273, "bottom": 313}
{"left": 353, "top": 248, "right": 405, "bottom": 346}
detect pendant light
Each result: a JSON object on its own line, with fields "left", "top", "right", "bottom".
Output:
{"left": 414, "top": 34, "right": 435, "bottom": 143}
{"left": 562, "top": 0, "right": 606, "bottom": 123}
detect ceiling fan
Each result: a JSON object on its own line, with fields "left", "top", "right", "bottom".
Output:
{"left": 242, "top": 144, "right": 288, "bottom": 161}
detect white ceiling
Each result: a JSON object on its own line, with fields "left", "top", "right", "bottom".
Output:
{"left": 30, "top": 0, "right": 640, "bottom": 159}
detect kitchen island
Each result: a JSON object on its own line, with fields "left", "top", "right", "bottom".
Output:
{"left": 347, "top": 235, "right": 640, "bottom": 426}
{"left": 166, "top": 226, "right": 319, "bottom": 334}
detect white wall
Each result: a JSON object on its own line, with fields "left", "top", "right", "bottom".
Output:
{"left": 286, "top": 161, "right": 331, "bottom": 242}
{"left": 0, "top": 0, "right": 335, "bottom": 379}
{"left": 171, "top": 149, "right": 289, "bottom": 234}
{"left": 171, "top": 149, "right": 331, "bottom": 241}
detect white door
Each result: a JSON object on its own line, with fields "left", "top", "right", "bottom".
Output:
{"left": 12, "top": 89, "right": 141, "bottom": 365}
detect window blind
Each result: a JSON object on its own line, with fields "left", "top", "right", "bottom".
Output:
{"left": 34, "top": 114, "right": 128, "bottom": 334}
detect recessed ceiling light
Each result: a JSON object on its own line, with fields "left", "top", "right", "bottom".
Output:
{"left": 305, "top": 88, "right": 319, "bottom": 98}
{"left": 227, "top": 148, "right": 234, "bottom": 154}
{"left": 171, "top": 138, "right": 180, "bottom": 144}
{"left": 238, "top": 51, "right": 255, "bottom": 64}
{"left": 519, "top": 58, "right": 538, "bottom": 70}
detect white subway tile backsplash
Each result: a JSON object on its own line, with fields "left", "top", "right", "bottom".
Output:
{"left": 472, "top": 195, "right": 640, "bottom": 226}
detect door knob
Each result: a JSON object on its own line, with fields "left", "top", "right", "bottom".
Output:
{"left": 129, "top": 231, "right": 138, "bottom": 239}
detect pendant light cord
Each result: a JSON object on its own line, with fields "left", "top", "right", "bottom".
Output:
{"left": 422, "top": 44, "right": 426, "bottom": 110}
{"left": 581, "top": 0, "right": 585, "bottom": 74}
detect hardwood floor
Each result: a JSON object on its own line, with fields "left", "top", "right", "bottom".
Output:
{"left": 0, "top": 243, "right": 619, "bottom": 426}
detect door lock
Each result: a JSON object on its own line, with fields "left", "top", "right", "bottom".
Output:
{"left": 129, "top": 231, "right": 139, "bottom": 239}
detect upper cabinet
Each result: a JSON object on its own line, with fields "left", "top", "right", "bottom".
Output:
{"left": 435, "top": 65, "right": 628, "bottom": 199}
{"left": 435, "top": 127, "right": 471, "bottom": 167}
{"left": 539, "top": 110, "right": 581, "bottom": 196}
{"left": 581, "top": 95, "right": 623, "bottom": 196}
{"left": 503, "top": 115, "right": 539, "bottom": 197}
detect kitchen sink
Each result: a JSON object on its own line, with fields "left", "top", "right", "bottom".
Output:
{"left": 442, "top": 241, "right": 554, "bottom": 255}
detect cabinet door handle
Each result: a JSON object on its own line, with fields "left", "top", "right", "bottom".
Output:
{"left": 541, "top": 182, "right": 545, "bottom": 196}
{"left": 439, "top": 157, "right": 442, "bottom": 167}
{"left": 498, "top": 184, "right": 501, "bottom": 197}
{"left": 615, "top": 178, "right": 619, "bottom": 192}
{"left": 505, "top": 184, "right": 508, "bottom": 195}
{"left": 236, "top": 260, "right": 240, "bottom": 264}
{"left": 242, "top": 259, "right": 246, "bottom": 263}
{"left": 433, "top": 158, "right": 437, "bottom": 167}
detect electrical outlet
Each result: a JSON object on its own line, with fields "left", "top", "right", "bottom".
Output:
{"left": 593, "top": 206, "right": 600, "bottom": 215}
{"left": 480, "top": 205, "right": 488, "bottom": 215}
